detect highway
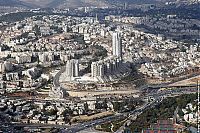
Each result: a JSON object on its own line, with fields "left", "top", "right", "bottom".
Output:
{"left": 10, "top": 72, "right": 199, "bottom": 133}
{"left": 9, "top": 84, "right": 198, "bottom": 133}
{"left": 11, "top": 85, "right": 197, "bottom": 133}
{"left": 61, "top": 100, "right": 159, "bottom": 133}
{"left": 61, "top": 86, "right": 197, "bottom": 133}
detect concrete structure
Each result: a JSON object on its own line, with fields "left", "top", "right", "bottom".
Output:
{"left": 49, "top": 87, "right": 67, "bottom": 99}
{"left": 66, "top": 59, "right": 79, "bottom": 78}
{"left": 91, "top": 62, "right": 105, "bottom": 78}
{"left": 91, "top": 56, "right": 123, "bottom": 79}
{"left": 39, "top": 53, "right": 54, "bottom": 63}
{"left": 112, "top": 32, "right": 122, "bottom": 59}
{"left": 16, "top": 54, "right": 32, "bottom": 64}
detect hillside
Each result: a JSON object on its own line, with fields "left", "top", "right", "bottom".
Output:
{"left": 11, "top": 0, "right": 200, "bottom": 9}
{"left": 0, "top": 0, "right": 22, "bottom": 6}
{"left": 19, "top": 0, "right": 163, "bottom": 8}
{"left": 0, "top": 0, "right": 36, "bottom": 8}
{"left": 19, "top": 0, "right": 55, "bottom": 7}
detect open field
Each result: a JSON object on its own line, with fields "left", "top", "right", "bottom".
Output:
{"left": 67, "top": 90, "right": 140, "bottom": 97}
{"left": 168, "top": 75, "right": 200, "bottom": 86}
{"left": 71, "top": 111, "right": 114, "bottom": 122}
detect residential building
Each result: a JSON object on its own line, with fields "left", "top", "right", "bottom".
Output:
{"left": 66, "top": 59, "right": 79, "bottom": 78}
{"left": 112, "top": 32, "right": 122, "bottom": 59}
{"left": 16, "top": 54, "right": 32, "bottom": 64}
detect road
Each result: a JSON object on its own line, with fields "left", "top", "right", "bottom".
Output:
{"left": 61, "top": 86, "right": 197, "bottom": 133}
{"left": 115, "top": 88, "right": 197, "bottom": 133}
{"left": 77, "top": 127, "right": 107, "bottom": 133}
{"left": 11, "top": 86, "right": 197, "bottom": 133}
{"left": 53, "top": 67, "right": 66, "bottom": 87}
{"left": 11, "top": 85, "right": 198, "bottom": 133}
{"left": 61, "top": 100, "right": 159, "bottom": 133}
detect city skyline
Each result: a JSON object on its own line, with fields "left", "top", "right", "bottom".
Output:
{"left": 0, "top": 1, "right": 200, "bottom": 133}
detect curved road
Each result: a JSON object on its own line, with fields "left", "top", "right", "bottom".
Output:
{"left": 53, "top": 67, "right": 66, "bottom": 87}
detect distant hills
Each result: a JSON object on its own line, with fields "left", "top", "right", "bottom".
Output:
{"left": 19, "top": 0, "right": 55, "bottom": 8}
{"left": 0, "top": 0, "right": 22, "bottom": 6}
{"left": 17, "top": 0, "right": 165, "bottom": 8}
{"left": 0, "top": 0, "right": 37, "bottom": 8}
{"left": 1, "top": 0, "right": 199, "bottom": 9}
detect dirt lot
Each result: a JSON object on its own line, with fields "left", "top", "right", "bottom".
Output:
{"left": 71, "top": 111, "right": 114, "bottom": 122}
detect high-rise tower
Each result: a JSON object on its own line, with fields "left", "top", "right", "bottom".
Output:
{"left": 66, "top": 59, "right": 79, "bottom": 78}
{"left": 91, "top": 62, "right": 105, "bottom": 78}
{"left": 112, "top": 32, "right": 122, "bottom": 59}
